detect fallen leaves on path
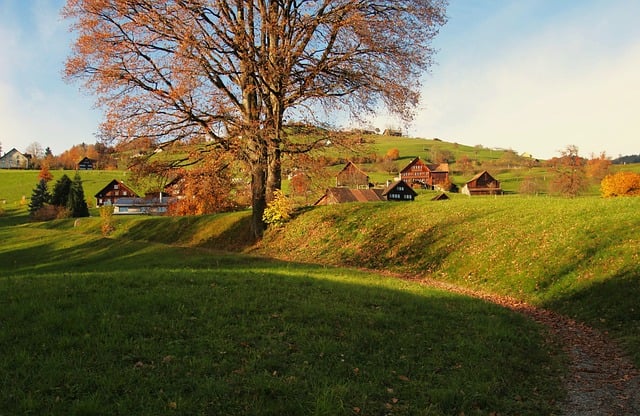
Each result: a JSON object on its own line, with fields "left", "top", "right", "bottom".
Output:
{"left": 414, "top": 276, "right": 640, "bottom": 416}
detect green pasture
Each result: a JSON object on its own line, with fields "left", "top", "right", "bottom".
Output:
{"left": 1, "top": 142, "right": 639, "bottom": 414}
{"left": 0, "top": 169, "right": 129, "bottom": 209}
{"left": 0, "top": 221, "right": 562, "bottom": 415}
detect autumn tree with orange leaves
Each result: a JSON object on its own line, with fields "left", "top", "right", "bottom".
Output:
{"left": 64, "top": 0, "right": 447, "bottom": 237}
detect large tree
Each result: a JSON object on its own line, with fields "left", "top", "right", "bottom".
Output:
{"left": 64, "top": 0, "right": 447, "bottom": 237}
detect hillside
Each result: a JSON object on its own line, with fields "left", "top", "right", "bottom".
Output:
{"left": 33, "top": 193, "right": 640, "bottom": 367}
{"left": 2, "top": 188, "right": 640, "bottom": 414}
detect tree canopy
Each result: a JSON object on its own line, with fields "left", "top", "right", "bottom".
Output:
{"left": 64, "top": 0, "right": 447, "bottom": 237}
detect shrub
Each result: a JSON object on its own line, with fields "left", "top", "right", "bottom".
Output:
{"left": 385, "top": 148, "right": 400, "bottom": 160}
{"left": 601, "top": 171, "right": 640, "bottom": 197}
{"left": 263, "top": 190, "right": 295, "bottom": 227}
{"left": 100, "top": 205, "right": 115, "bottom": 236}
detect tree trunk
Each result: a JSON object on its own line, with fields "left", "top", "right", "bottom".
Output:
{"left": 266, "top": 141, "right": 282, "bottom": 203}
{"left": 250, "top": 161, "right": 267, "bottom": 239}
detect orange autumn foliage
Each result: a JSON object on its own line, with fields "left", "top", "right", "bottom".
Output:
{"left": 600, "top": 171, "right": 640, "bottom": 197}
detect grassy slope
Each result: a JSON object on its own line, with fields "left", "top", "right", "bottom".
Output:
{"left": 22, "top": 191, "right": 640, "bottom": 366}
{"left": 0, "top": 220, "right": 562, "bottom": 415}
{"left": 254, "top": 195, "right": 640, "bottom": 363}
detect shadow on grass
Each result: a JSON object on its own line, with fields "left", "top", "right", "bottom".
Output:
{"left": 118, "top": 211, "right": 256, "bottom": 251}
{"left": 543, "top": 267, "right": 640, "bottom": 366}
{"left": 0, "top": 256, "right": 563, "bottom": 416}
{"left": 0, "top": 206, "right": 29, "bottom": 227}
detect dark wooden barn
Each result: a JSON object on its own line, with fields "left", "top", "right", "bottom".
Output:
{"left": 461, "top": 171, "right": 502, "bottom": 196}
{"left": 77, "top": 157, "right": 97, "bottom": 170}
{"left": 382, "top": 180, "right": 418, "bottom": 201}
{"left": 94, "top": 179, "right": 140, "bottom": 206}
{"left": 336, "top": 161, "right": 371, "bottom": 188}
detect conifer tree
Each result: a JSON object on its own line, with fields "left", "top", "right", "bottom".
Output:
{"left": 51, "top": 174, "right": 73, "bottom": 207}
{"left": 68, "top": 173, "right": 90, "bottom": 217}
{"left": 28, "top": 179, "right": 51, "bottom": 217}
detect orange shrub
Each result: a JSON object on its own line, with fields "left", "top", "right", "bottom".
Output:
{"left": 600, "top": 171, "right": 640, "bottom": 197}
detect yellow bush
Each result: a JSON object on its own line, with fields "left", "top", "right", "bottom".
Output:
{"left": 600, "top": 171, "right": 640, "bottom": 197}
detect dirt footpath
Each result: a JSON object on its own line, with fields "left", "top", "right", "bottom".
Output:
{"left": 417, "top": 277, "right": 640, "bottom": 415}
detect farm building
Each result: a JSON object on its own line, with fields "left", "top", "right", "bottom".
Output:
{"left": 382, "top": 180, "right": 417, "bottom": 201}
{"left": 336, "top": 161, "right": 371, "bottom": 188}
{"left": 461, "top": 171, "right": 502, "bottom": 196}
{"left": 399, "top": 157, "right": 450, "bottom": 190}
{"left": 77, "top": 157, "right": 97, "bottom": 170}
{"left": 315, "top": 180, "right": 417, "bottom": 205}
{"left": 94, "top": 179, "right": 139, "bottom": 206}
{"left": 314, "top": 187, "right": 385, "bottom": 205}
{"left": 0, "top": 148, "right": 32, "bottom": 169}
{"left": 383, "top": 128, "right": 403, "bottom": 136}
{"left": 112, "top": 194, "right": 176, "bottom": 215}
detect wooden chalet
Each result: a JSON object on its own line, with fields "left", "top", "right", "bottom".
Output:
{"left": 94, "top": 179, "right": 139, "bottom": 206}
{"left": 336, "top": 161, "right": 371, "bottom": 188}
{"left": 77, "top": 157, "right": 97, "bottom": 170}
{"left": 314, "top": 187, "right": 385, "bottom": 205}
{"left": 399, "top": 157, "right": 449, "bottom": 190}
{"left": 461, "top": 171, "right": 502, "bottom": 196}
{"left": 0, "top": 148, "right": 31, "bottom": 169}
{"left": 382, "top": 180, "right": 418, "bottom": 201}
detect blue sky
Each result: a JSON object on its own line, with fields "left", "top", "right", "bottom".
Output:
{"left": 1, "top": 1, "right": 638, "bottom": 159}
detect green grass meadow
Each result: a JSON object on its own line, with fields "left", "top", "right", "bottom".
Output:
{"left": 1, "top": 163, "right": 639, "bottom": 415}
{"left": 0, "top": 169, "right": 129, "bottom": 209}
{"left": 0, "top": 223, "right": 562, "bottom": 415}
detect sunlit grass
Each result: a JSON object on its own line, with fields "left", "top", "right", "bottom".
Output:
{"left": 0, "top": 225, "right": 562, "bottom": 415}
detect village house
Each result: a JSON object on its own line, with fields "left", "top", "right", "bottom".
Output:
{"left": 0, "top": 148, "right": 32, "bottom": 169}
{"left": 382, "top": 179, "right": 418, "bottom": 201}
{"left": 94, "top": 179, "right": 139, "bottom": 206}
{"left": 399, "top": 157, "right": 450, "bottom": 190}
{"left": 77, "top": 157, "right": 97, "bottom": 170}
{"left": 336, "top": 161, "right": 371, "bottom": 188}
{"left": 461, "top": 171, "right": 502, "bottom": 196}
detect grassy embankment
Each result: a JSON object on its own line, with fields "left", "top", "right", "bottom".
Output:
{"left": 1, "top": 210, "right": 562, "bottom": 415}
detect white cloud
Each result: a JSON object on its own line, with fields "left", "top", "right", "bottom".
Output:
{"left": 409, "top": 1, "right": 640, "bottom": 159}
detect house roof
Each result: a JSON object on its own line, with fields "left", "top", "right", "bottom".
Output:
{"left": 400, "top": 157, "right": 449, "bottom": 174}
{"left": 431, "top": 192, "right": 450, "bottom": 201}
{"left": 94, "top": 179, "right": 140, "bottom": 198}
{"left": 0, "top": 148, "right": 30, "bottom": 160}
{"left": 315, "top": 187, "right": 385, "bottom": 205}
{"left": 465, "top": 170, "right": 496, "bottom": 184}
{"left": 337, "top": 161, "right": 369, "bottom": 178}
{"left": 381, "top": 180, "right": 417, "bottom": 197}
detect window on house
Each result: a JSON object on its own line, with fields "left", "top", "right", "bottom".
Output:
{"left": 114, "top": 184, "right": 119, "bottom": 189}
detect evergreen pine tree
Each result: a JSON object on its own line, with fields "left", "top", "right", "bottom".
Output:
{"left": 51, "top": 174, "right": 73, "bottom": 207}
{"left": 68, "top": 173, "right": 90, "bottom": 217}
{"left": 28, "top": 179, "right": 51, "bottom": 216}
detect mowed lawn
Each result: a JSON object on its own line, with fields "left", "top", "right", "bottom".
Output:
{"left": 0, "top": 222, "right": 563, "bottom": 415}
